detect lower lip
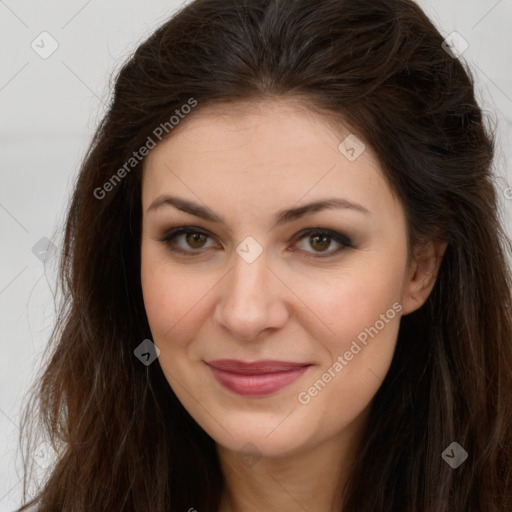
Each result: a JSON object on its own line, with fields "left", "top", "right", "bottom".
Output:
{"left": 207, "top": 365, "right": 310, "bottom": 397}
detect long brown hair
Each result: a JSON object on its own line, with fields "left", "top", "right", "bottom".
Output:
{"left": 18, "top": 0, "right": 512, "bottom": 510}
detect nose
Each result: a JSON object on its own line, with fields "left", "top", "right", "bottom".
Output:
{"left": 212, "top": 248, "right": 289, "bottom": 342}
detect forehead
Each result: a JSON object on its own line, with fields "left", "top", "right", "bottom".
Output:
{"left": 145, "top": 97, "right": 369, "bottom": 162}
{"left": 141, "top": 98, "right": 397, "bottom": 222}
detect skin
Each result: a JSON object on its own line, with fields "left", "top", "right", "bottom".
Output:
{"left": 140, "top": 97, "right": 446, "bottom": 512}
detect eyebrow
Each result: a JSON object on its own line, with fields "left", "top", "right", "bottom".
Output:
{"left": 146, "top": 194, "right": 370, "bottom": 227}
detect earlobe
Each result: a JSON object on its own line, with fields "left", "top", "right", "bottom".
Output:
{"left": 401, "top": 240, "right": 448, "bottom": 316}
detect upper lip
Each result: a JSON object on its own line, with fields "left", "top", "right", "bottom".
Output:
{"left": 206, "top": 359, "right": 311, "bottom": 374}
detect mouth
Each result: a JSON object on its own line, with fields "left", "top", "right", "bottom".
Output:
{"left": 205, "top": 359, "right": 312, "bottom": 397}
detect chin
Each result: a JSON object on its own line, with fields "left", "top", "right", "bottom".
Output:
{"left": 205, "top": 409, "right": 315, "bottom": 457}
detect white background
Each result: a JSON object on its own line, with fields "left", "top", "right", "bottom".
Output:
{"left": 1, "top": 0, "right": 511, "bottom": 509}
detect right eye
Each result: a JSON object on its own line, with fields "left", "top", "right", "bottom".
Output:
{"left": 159, "top": 227, "right": 217, "bottom": 255}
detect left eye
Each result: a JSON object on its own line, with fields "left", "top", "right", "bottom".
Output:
{"left": 159, "top": 226, "right": 353, "bottom": 259}
{"left": 292, "top": 228, "right": 353, "bottom": 258}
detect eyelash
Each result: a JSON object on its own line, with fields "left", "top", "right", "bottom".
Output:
{"left": 158, "top": 226, "right": 354, "bottom": 260}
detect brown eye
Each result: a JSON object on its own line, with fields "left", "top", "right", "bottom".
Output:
{"left": 292, "top": 228, "right": 353, "bottom": 259}
{"left": 159, "top": 226, "right": 354, "bottom": 259}
{"left": 308, "top": 233, "right": 331, "bottom": 252}
{"left": 159, "top": 227, "right": 216, "bottom": 254}
{"left": 185, "top": 231, "right": 208, "bottom": 249}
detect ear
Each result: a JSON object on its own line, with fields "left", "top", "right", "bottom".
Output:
{"left": 401, "top": 239, "right": 448, "bottom": 316}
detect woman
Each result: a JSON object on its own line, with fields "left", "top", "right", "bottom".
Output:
{"left": 17, "top": 0, "right": 512, "bottom": 510}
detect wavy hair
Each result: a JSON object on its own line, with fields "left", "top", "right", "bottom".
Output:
{"left": 18, "top": 0, "right": 512, "bottom": 510}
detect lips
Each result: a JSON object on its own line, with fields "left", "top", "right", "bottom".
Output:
{"left": 206, "top": 359, "right": 310, "bottom": 373}
{"left": 205, "top": 359, "right": 312, "bottom": 396}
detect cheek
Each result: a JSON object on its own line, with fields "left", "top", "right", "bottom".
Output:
{"left": 141, "top": 251, "right": 183, "bottom": 335}
{"left": 140, "top": 257, "right": 218, "bottom": 348}
{"left": 295, "top": 262, "right": 405, "bottom": 412}
{"left": 295, "top": 276, "right": 402, "bottom": 430}
{"left": 141, "top": 266, "right": 178, "bottom": 337}
{"left": 299, "top": 266, "right": 403, "bottom": 348}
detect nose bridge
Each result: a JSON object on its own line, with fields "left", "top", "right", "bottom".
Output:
{"left": 229, "top": 233, "right": 271, "bottom": 301}
{"left": 214, "top": 241, "right": 287, "bottom": 339}
{"left": 227, "top": 246, "right": 271, "bottom": 314}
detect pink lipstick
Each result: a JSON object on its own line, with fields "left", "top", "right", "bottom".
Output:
{"left": 205, "top": 359, "right": 311, "bottom": 397}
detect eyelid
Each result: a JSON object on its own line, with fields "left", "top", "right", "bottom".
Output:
{"left": 158, "top": 225, "right": 354, "bottom": 258}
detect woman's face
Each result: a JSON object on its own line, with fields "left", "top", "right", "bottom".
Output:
{"left": 140, "top": 98, "right": 435, "bottom": 459}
